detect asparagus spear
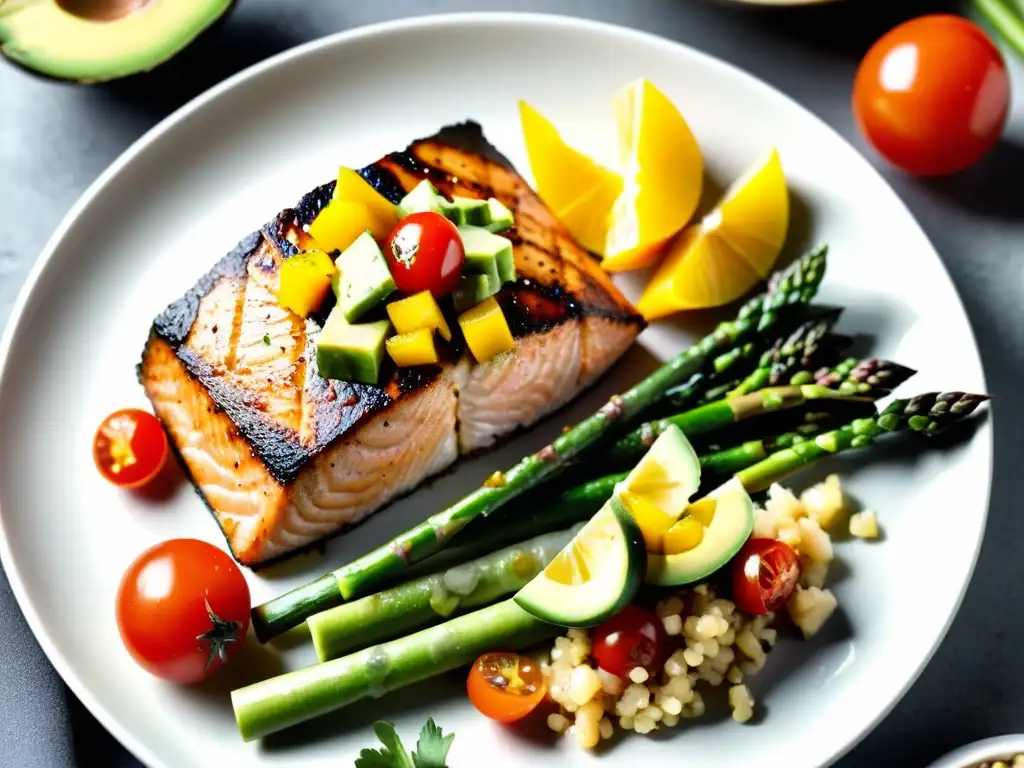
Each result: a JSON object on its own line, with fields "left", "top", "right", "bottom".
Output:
{"left": 812, "top": 357, "right": 916, "bottom": 397}
{"left": 308, "top": 526, "right": 580, "bottom": 661}
{"left": 727, "top": 311, "right": 845, "bottom": 397}
{"left": 608, "top": 384, "right": 874, "bottom": 466}
{"left": 734, "top": 391, "right": 990, "bottom": 492}
{"left": 662, "top": 309, "right": 843, "bottom": 411}
{"left": 401, "top": 473, "right": 624, "bottom": 581}
{"left": 250, "top": 247, "right": 830, "bottom": 642}
{"left": 234, "top": 600, "right": 553, "bottom": 742}
{"left": 234, "top": 391, "right": 987, "bottom": 740}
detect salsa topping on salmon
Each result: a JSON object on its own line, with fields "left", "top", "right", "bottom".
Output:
{"left": 140, "top": 121, "right": 644, "bottom": 567}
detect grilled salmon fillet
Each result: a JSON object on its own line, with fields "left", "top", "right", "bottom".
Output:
{"left": 140, "top": 122, "right": 644, "bottom": 567}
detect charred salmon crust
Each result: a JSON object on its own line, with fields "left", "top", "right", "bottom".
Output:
{"left": 140, "top": 121, "right": 644, "bottom": 566}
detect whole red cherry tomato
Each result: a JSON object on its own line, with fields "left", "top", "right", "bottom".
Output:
{"left": 731, "top": 538, "right": 801, "bottom": 616}
{"left": 591, "top": 605, "right": 667, "bottom": 679}
{"left": 93, "top": 409, "right": 168, "bottom": 489}
{"left": 467, "top": 652, "right": 547, "bottom": 723}
{"left": 853, "top": 15, "right": 1010, "bottom": 176}
{"left": 385, "top": 211, "right": 465, "bottom": 297}
{"left": 116, "top": 539, "right": 250, "bottom": 684}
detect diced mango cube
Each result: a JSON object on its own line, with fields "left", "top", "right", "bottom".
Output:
{"left": 385, "top": 328, "right": 440, "bottom": 367}
{"left": 309, "top": 195, "right": 395, "bottom": 253}
{"left": 458, "top": 296, "right": 515, "bottom": 362}
{"left": 292, "top": 228, "right": 324, "bottom": 252}
{"left": 277, "top": 250, "right": 335, "bottom": 318}
{"left": 386, "top": 290, "right": 452, "bottom": 341}
{"left": 334, "top": 168, "right": 400, "bottom": 232}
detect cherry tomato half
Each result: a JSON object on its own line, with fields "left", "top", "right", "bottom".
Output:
{"left": 731, "top": 538, "right": 801, "bottom": 616}
{"left": 385, "top": 211, "right": 465, "bottom": 298}
{"left": 116, "top": 539, "right": 250, "bottom": 684}
{"left": 853, "top": 14, "right": 1010, "bottom": 176}
{"left": 93, "top": 408, "right": 169, "bottom": 489}
{"left": 467, "top": 652, "right": 547, "bottom": 723}
{"left": 591, "top": 605, "right": 667, "bottom": 679}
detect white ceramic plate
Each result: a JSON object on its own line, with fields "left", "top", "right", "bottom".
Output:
{"left": 0, "top": 12, "right": 991, "bottom": 768}
{"left": 928, "top": 735, "right": 1024, "bottom": 768}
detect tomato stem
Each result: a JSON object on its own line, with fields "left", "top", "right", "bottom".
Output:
{"left": 198, "top": 599, "right": 243, "bottom": 672}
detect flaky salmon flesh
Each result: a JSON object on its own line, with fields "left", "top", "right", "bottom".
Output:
{"left": 140, "top": 123, "right": 644, "bottom": 567}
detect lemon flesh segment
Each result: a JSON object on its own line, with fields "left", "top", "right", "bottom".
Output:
{"left": 518, "top": 99, "right": 623, "bottom": 250}
{"left": 635, "top": 147, "right": 789, "bottom": 319}
{"left": 514, "top": 497, "right": 646, "bottom": 627}
{"left": 554, "top": 181, "right": 621, "bottom": 255}
{"left": 713, "top": 148, "right": 789, "bottom": 278}
{"left": 636, "top": 224, "right": 764, "bottom": 319}
{"left": 602, "top": 78, "right": 704, "bottom": 272}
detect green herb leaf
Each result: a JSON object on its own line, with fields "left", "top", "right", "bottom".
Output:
{"left": 413, "top": 718, "right": 455, "bottom": 768}
{"left": 354, "top": 722, "right": 414, "bottom": 768}
{"left": 263, "top": 334, "right": 271, "bottom": 345}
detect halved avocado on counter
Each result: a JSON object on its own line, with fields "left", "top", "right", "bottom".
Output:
{"left": 0, "top": 0, "right": 234, "bottom": 83}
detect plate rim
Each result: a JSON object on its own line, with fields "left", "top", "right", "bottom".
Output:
{"left": 0, "top": 11, "right": 992, "bottom": 768}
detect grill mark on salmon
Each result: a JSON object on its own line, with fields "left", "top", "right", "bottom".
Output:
{"left": 140, "top": 122, "right": 644, "bottom": 566}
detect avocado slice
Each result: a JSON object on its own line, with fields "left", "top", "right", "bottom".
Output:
{"left": 396, "top": 180, "right": 455, "bottom": 219}
{"left": 0, "top": 0, "right": 234, "bottom": 83}
{"left": 483, "top": 198, "right": 515, "bottom": 234}
{"left": 645, "top": 478, "right": 755, "bottom": 587}
{"left": 315, "top": 308, "right": 389, "bottom": 386}
{"left": 449, "top": 196, "right": 489, "bottom": 227}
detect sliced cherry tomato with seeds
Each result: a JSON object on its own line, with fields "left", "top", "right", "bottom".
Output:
{"left": 385, "top": 211, "right": 465, "bottom": 298}
{"left": 93, "top": 408, "right": 168, "bottom": 489}
{"left": 591, "top": 604, "right": 666, "bottom": 679}
{"left": 467, "top": 652, "right": 547, "bottom": 723}
{"left": 731, "top": 538, "right": 801, "bottom": 616}
{"left": 116, "top": 539, "right": 250, "bottom": 684}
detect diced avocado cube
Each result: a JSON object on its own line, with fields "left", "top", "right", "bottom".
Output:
{"left": 459, "top": 226, "right": 516, "bottom": 285}
{"left": 453, "top": 273, "right": 500, "bottom": 312}
{"left": 397, "top": 180, "right": 452, "bottom": 219}
{"left": 316, "top": 308, "right": 390, "bottom": 385}
{"left": 335, "top": 231, "right": 396, "bottom": 322}
{"left": 450, "top": 196, "right": 489, "bottom": 227}
{"left": 483, "top": 198, "right": 515, "bottom": 233}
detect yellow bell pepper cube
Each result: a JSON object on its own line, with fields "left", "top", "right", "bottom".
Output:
{"left": 386, "top": 290, "right": 452, "bottom": 341}
{"left": 308, "top": 200, "right": 376, "bottom": 253}
{"left": 458, "top": 296, "right": 515, "bottom": 363}
{"left": 335, "top": 168, "right": 400, "bottom": 232}
{"left": 277, "top": 250, "right": 335, "bottom": 318}
{"left": 385, "top": 328, "right": 441, "bottom": 367}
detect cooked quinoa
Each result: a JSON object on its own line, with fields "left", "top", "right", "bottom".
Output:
{"left": 972, "top": 757, "right": 1024, "bottom": 768}
{"left": 540, "top": 475, "right": 853, "bottom": 749}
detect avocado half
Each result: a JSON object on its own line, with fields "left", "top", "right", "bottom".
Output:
{"left": 0, "top": 0, "right": 234, "bottom": 83}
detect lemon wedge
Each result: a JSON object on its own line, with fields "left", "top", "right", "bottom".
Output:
{"left": 601, "top": 78, "right": 703, "bottom": 273}
{"left": 518, "top": 100, "right": 622, "bottom": 253}
{"left": 636, "top": 149, "right": 789, "bottom": 319}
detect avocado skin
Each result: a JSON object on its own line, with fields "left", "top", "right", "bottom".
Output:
{"left": 0, "top": 0, "right": 236, "bottom": 84}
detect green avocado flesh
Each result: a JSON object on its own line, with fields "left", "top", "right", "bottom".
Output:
{"left": 0, "top": 0, "right": 234, "bottom": 83}
{"left": 452, "top": 274, "right": 498, "bottom": 313}
{"left": 334, "top": 231, "right": 396, "bottom": 323}
{"left": 315, "top": 309, "right": 389, "bottom": 386}
{"left": 459, "top": 226, "right": 515, "bottom": 285}
{"left": 645, "top": 478, "right": 755, "bottom": 587}
{"left": 396, "top": 180, "right": 453, "bottom": 219}
{"left": 615, "top": 424, "right": 754, "bottom": 587}
{"left": 513, "top": 496, "right": 645, "bottom": 627}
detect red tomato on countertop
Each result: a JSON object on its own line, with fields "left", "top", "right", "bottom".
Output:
{"left": 853, "top": 14, "right": 1010, "bottom": 176}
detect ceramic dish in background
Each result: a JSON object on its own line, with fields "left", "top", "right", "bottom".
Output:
{"left": 0, "top": 12, "right": 991, "bottom": 768}
{"left": 928, "top": 736, "right": 1024, "bottom": 768}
